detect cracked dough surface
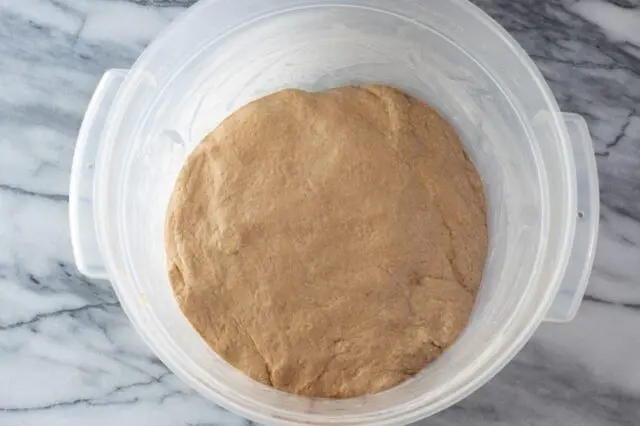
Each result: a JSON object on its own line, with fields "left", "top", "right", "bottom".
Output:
{"left": 165, "top": 85, "right": 488, "bottom": 398}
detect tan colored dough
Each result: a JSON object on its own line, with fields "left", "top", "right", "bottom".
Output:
{"left": 165, "top": 85, "right": 488, "bottom": 398}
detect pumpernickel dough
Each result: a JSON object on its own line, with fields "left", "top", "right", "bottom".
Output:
{"left": 165, "top": 85, "right": 488, "bottom": 398}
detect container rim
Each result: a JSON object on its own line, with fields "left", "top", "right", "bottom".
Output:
{"left": 94, "top": 0, "right": 577, "bottom": 424}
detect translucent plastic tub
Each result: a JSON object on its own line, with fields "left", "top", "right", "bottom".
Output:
{"left": 69, "top": 0, "right": 600, "bottom": 424}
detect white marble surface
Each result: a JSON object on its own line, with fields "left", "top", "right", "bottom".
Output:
{"left": 0, "top": 0, "right": 639, "bottom": 425}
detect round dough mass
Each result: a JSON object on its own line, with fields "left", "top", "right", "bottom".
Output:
{"left": 165, "top": 85, "right": 488, "bottom": 398}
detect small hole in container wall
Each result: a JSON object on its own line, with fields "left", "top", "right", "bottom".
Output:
{"left": 87, "top": 163, "right": 94, "bottom": 170}
{"left": 578, "top": 211, "right": 585, "bottom": 219}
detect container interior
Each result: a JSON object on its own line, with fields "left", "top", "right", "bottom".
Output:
{"left": 95, "top": 1, "right": 574, "bottom": 424}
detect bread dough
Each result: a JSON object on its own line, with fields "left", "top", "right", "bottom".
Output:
{"left": 165, "top": 85, "right": 488, "bottom": 398}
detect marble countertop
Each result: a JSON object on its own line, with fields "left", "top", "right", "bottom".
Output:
{"left": 1, "top": 0, "right": 639, "bottom": 425}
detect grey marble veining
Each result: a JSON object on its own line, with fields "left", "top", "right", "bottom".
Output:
{"left": 0, "top": 0, "right": 638, "bottom": 425}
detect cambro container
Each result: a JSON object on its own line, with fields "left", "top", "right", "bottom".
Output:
{"left": 70, "top": 0, "right": 599, "bottom": 425}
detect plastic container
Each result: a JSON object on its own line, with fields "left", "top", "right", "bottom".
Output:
{"left": 69, "top": 0, "right": 600, "bottom": 425}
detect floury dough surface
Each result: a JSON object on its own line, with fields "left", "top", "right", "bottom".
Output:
{"left": 165, "top": 85, "right": 488, "bottom": 398}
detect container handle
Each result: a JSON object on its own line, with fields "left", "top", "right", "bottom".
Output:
{"left": 544, "top": 113, "right": 600, "bottom": 322}
{"left": 69, "top": 69, "right": 128, "bottom": 279}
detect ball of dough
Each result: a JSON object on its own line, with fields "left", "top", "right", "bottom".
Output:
{"left": 165, "top": 85, "right": 487, "bottom": 398}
